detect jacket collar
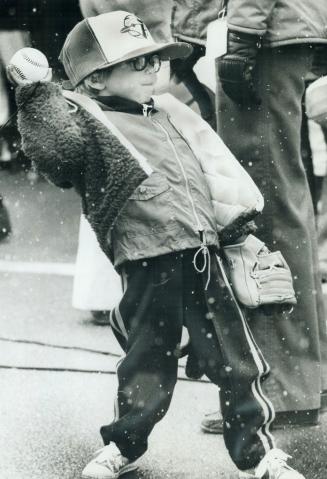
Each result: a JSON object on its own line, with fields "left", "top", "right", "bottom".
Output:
{"left": 95, "top": 95, "right": 156, "bottom": 115}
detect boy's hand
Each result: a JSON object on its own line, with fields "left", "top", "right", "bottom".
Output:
{"left": 6, "top": 64, "right": 52, "bottom": 87}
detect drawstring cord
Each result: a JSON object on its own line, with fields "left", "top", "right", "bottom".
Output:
{"left": 193, "top": 233, "right": 211, "bottom": 290}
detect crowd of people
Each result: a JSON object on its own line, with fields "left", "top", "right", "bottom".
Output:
{"left": 2, "top": 1, "right": 327, "bottom": 479}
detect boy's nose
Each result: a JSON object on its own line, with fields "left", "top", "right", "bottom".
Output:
{"left": 144, "top": 71, "right": 158, "bottom": 84}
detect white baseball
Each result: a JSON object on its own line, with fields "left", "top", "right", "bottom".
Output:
{"left": 8, "top": 47, "right": 50, "bottom": 82}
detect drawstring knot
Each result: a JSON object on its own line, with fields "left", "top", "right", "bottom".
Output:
{"left": 193, "top": 241, "right": 211, "bottom": 290}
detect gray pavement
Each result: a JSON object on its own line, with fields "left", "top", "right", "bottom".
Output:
{"left": 0, "top": 169, "right": 326, "bottom": 478}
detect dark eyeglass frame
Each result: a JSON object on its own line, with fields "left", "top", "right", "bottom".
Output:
{"left": 128, "top": 54, "right": 162, "bottom": 73}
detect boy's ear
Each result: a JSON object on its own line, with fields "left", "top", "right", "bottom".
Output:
{"left": 84, "top": 72, "right": 106, "bottom": 92}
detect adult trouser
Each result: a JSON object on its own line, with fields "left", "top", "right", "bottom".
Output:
{"left": 217, "top": 45, "right": 327, "bottom": 414}
{"left": 101, "top": 250, "right": 275, "bottom": 471}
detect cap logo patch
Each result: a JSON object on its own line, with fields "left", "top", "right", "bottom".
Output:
{"left": 120, "top": 15, "right": 149, "bottom": 39}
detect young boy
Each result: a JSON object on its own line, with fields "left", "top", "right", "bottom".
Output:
{"left": 8, "top": 11, "right": 305, "bottom": 479}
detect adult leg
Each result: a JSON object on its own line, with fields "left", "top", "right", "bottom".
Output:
{"left": 217, "top": 45, "right": 326, "bottom": 415}
{"left": 101, "top": 254, "right": 184, "bottom": 461}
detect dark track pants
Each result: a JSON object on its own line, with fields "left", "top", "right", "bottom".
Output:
{"left": 101, "top": 250, "right": 275, "bottom": 471}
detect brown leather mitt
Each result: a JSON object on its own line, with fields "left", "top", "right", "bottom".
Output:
{"left": 222, "top": 234, "right": 297, "bottom": 308}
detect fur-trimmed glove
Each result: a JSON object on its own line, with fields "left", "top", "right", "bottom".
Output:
{"left": 222, "top": 235, "right": 297, "bottom": 308}
{"left": 218, "top": 30, "right": 261, "bottom": 106}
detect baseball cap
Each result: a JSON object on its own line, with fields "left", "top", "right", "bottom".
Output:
{"left": 59, "top": 10, "right": 193, "bottom": 89}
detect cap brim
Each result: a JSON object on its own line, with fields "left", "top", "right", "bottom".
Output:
{"left": 96, "top": 41, "right": 193, "bottom": 71}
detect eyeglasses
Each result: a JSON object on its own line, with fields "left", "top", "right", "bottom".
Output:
{"left": 128, "top": 54, "right": 161, "bottom": 73}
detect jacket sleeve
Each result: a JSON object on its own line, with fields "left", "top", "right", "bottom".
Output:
{"left": 226, "top": 0, "right": 278, "bottom": 36}
{"left": 16, "top": 82, "right": 84, "bottom": 188}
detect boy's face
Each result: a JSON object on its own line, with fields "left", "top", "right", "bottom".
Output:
{"left": 98, "top": 55, "right": 160, "bottom": 104}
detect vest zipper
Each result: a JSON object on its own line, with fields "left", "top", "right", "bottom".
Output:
{"left": 166, "top": 115, "right": 203, "bottom": 175}
{"left": 151, "top": 117, "right": 204, "bottom": 235}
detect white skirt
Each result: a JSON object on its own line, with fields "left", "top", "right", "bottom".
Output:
{"left": 72, "top": 215, "right": 123, "bottom": 311}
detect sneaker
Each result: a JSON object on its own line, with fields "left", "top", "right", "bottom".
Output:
{"left": 81, "top": 443, "right": 138, "bottom": 479}
{"left": 239, "top": 448, "right": 305, "bottom": 479}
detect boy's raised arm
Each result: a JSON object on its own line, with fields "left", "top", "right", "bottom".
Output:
{"left": 15, "top": 81, "right": 85, "bottom": 188}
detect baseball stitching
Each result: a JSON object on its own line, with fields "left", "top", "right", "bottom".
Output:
{"left": 22, "top": 52, "right": 47, "bottom": 68}
{"left": 13, "top": 65, "right": 27, "bottom": 79}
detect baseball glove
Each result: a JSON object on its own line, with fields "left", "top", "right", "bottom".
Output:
{"left": 222, "top": 234, "right": 297, "bottom": 308}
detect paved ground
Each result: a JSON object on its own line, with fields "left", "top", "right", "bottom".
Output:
{"left": 0, "top": 169, "right": 326, "bottom": 478}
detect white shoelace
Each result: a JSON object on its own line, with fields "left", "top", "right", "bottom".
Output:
{"left": 255, "top": 448, "right": 294, "bottom": 478}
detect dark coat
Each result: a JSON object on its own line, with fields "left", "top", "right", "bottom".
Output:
{"left": 223, "top": 0, "right": 327, "bottom": 47}
{"left": 172, "top": 0, "right": 327, "bottom": 47}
